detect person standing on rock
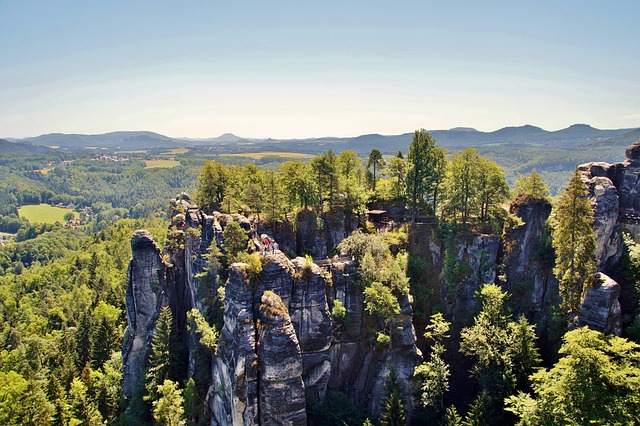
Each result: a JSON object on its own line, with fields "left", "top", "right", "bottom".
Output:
{"left": 273, "top": 242, "right": 279, "bottom": 253}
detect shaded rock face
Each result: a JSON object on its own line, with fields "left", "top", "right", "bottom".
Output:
{"left": 442, "top": 234, "right": 500, "bottom": 323}
{"left": 578, "top": 273, "right": 622, "bottom": 335}
{"left": 295, "top": 209, "right": 357, "bottom": 258}
{"left": 122, "top": 230, "right": 167, "bottom": 398}
{"left": 328, "top": 262, "right": 422, "bottom": 420}
{"left": 500, "top": 199, "right": 555, "bottom": 317}
{"left": 290, "top": 258, "right": 333, "bottom": 402}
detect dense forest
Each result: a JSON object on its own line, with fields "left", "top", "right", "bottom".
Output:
{"left": 1, "top": 130, "right": 639, "bottom": 425}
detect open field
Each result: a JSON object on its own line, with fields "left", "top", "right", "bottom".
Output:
{"left": 219, "top": 151, "right": 314, "bottom": 159}
{"left": 18, "top": 204, "right": 77, "bottom": 224}
{"left": 36, "top": 168, "right": 52, "bottom": 174}
{"left": 144, "top": 159, "right": 181, "bottom": 168}
{"left": 163, "top": 148, "right": 189, "bottom": 155}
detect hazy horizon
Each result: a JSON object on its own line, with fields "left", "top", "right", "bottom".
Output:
{"left": 2, "top": 1, "right": 639, "bottom": 139}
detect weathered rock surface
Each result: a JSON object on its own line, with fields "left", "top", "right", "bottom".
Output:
{"left": 578, "top": 272, "right": 622, "bottom": 335}
{"left": 122, "top": 230, "right": 166, "bottom": 398}
{"left": 442, "top": 234, "right": 500, "bottom": 321}
{"left": 209, "top": 265, "right": 259, "bottom": 425}
{"left": 500, "top": 198, "right": 555, "bottom": 316}
{"left": 124, "top": 196, "right": 423, "bottom": 423}
{"left": 257, "top": 291, "right": 307, "bottom": 425}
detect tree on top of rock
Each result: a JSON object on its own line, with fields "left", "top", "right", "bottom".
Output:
{"left": 513, "top": 171, "right": 550, "bottom": 202}
{"left": 552, "top": 168, "right": 596, "bottom": 314}
{"left": 222, "top": 220, "right": 248, "bottom": 264}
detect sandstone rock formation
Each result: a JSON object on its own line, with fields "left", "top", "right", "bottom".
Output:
{"left": 122, "top": 230, "right": 167, "bottom": 398}
{"left": 500, "top": 198, "right": 555, "bottom": 317}
{"left": 578, "top": 272, "right": 622, "bottom": 335}
{"left": 577, "top": 141, "right": 640, "bottom": 330}
{"left": 124, "top": 195, "right": 422, "bottom": 424}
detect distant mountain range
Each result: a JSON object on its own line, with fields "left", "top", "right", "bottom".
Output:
{"left": 3, "top": 124, "right": 639, "bottom": 154}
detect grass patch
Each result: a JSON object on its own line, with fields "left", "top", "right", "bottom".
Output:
{"left": 220, "top": 151, "right": 313, "bottom": 160}
{"left": 35, "top": 168, "right": 52, "bottom": 175}
{"left": 18, "top": 204, "right": 77, "bottom": 224}
{"left": 116, "top": 150, "right": 147, "bottom": 154}
{"left": 163, "top": 148, "right": 189, "bottom": 155}
{"left": 144, "top": 159, "right": 181, "bottom": 168}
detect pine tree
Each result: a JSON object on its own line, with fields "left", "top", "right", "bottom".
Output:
{"left": 146, "top": 306, "right": 173, "bottom": 401}
{"left": 152, "top": 379, "right": 185, "bottom": 426}
{"left": 552, "top": 168, "right": 596, "bottom": 314}
{"left": 47, "top": 375, "right": 71, "bottom": 426}
{"left": 379, "top": 369, "right": 406, "bottom": 426}
{"left": 444, "top": 405, "right": 463, "bottom": 426}
{"left": 367, "top": 148, "right": 385, "bottom": 194}
{"left": 75, "top": 311, "right": 93, "bottom": 371}
{"left": 414, "top": 313, "right": 451, "bottom": 416}
{"left": 513, "top": 171, "right": 550, "bottom": 201}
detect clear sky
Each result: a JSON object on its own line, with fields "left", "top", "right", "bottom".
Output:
{"left": 1, "top": 0, "right": 639, "bottom": 139}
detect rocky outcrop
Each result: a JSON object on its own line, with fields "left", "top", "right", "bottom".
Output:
{"left": 578, "top": 272, "right": 622, "bottom": 335}
{"left": 122, "top": 230, "right": 167, "bottom": 398}
{"left": 295, "top": 209, "right": 357, "bottom": 258}
{"left": 442, "top": 234, "right": 501, "bottom": 322}
{"left": 209, "top": 264, "right": 259, "bottom": 425}
{"left": 500, "top": 198, "right": 555, "bottom": 316}
{"left": 328, "top": 261, "right": 421, "bottom": 420}
{"left": 257, "top": 291, "right": 307, "bottom": 425}
{"left": 124, "top": 196, "right": 423, "bottom": 423}
{"left": 290, "top": 258, "right": 333, "bottom": 402}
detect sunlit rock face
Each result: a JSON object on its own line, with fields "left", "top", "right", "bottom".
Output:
{"left": 122, "top": 230, "right": 166, "bottom": 399}
{"left": 578, "top": 272, "right": 622, "bottom": 336}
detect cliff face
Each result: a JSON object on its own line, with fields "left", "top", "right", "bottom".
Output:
{"left": 124, "top": 196, "right": 421, "bottom": 424}
{"left": 122, "top": 230, "right": 166, "bottom": 398}
{"left": 577, "top": 141, "right": 640, "bottom": 333}
{"left": 500, "top": 199, "right": 556, "bottom": 319}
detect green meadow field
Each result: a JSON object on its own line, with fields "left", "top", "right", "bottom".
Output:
{"left": 144, "top": 159, "right": 181, "bottom": 168}
{"left": 18, "top": 204, "right": 77, "bottom": 224}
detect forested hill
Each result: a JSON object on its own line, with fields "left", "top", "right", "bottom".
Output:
{"left": 10, "top": 124, "right": 639, "bottom": 154}
{"left": 0, "top": 138, "right": 50, "bottom": 154}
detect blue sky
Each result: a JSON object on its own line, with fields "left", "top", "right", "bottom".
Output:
{"left": 1, "top": 0, "right": 639, "bottom": 138}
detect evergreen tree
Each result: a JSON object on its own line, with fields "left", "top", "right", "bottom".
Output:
{"left": 414, "top": 313, "right": 451, "bottom": 416}
{"left": 506, "top": 327, "right": 640, "bottom": 425}
{"left": 367, "top": 148, "right": 385, "bottom": 194}
{"left": 47, "top": 375, "right": 71, "bottom": 426}
{"left": 379, "top": 369, "right": 406, "bottom": 426}
{"left": 460, "top": 284, "right": 540, "bottom": 423}
{"left": 444, "top": 405, "right": 463, "bottom": 426}
{"left": 152, "top": 379, "right": 186, "bottom": 426}
{"left": 513, "top": 171, "right": 550, "bottom": 201}
{"left": 146, "top": 306, "right": 173, "bottom": 401}
{"left": 552, "top": 168, "right": 596, "bottom": 314}
{"left": 68, "top": 377, "right": 103, "bottom": 426}
{"left": 75, "top": 311, "right": 93, "bottom": 371}
{"left": 221, "top": 220, "right": 248, "bottom": 264}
